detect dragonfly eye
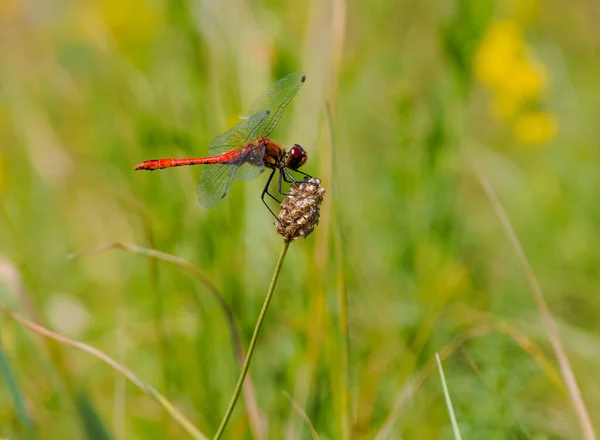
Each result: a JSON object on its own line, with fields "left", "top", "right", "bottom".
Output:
{"left": 287, "top": 144, "right": 307, "bottom": 169}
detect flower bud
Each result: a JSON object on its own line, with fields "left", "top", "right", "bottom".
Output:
{"left": 276, "top": 178, "right": 324, "bottom": 242}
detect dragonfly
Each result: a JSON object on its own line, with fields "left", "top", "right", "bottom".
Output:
{"left": 134, "top": 72, "right": 310, "bottom": 216}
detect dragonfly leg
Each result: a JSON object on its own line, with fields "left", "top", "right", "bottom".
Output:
{"left": 278, "top": 169, "right": 306, "bottom": 197}
{"left": 278, "top": 169, "right": 284, "bottom": 193}
{"left": 265, "top": 191, "right": 281, "bottom": 204}
{"left": 278, "top": 170, "right": 295, "bottom": 195}
{"left": 262, "top": 168, "right": 280, "bottom": 203}
{"left": 292, "top": 169, "right": 313, "bottom": 179}
{"left": 261, "top": 169, "right": 279, "bottom": 219}
{"left": 281, "top": 169, "right": 298, "bottom": 184}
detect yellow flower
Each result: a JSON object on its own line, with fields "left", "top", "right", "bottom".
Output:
{"left": 503, "top": 59, "right": 547, "bottom": 101}
{"left": 474, "top": 20, "right": 525, "bottom": 88}
{"left": 490, "top": 60, "right": 547, "bottom": 120}
{"left": 475, "top": 17, "right": 555, "bottom": 147}
{"left": 513, "top": 111, "right": 558, "bottom": 145}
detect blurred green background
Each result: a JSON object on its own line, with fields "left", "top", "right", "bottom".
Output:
{"left": 1, "top": 0, "right": 600, "bottom": 438}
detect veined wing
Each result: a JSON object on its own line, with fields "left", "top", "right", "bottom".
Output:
{"left": 208, "top": 110, "right": 270, "bottom": 156}
{"left": 197, "top": 163, "right": 238, "bottom": 208}
{"left": 197, "top": 153, "right": 265, "bottom": 206}
{"left": 247, "top": 72, "right": 305, "bottom": 139}
{"left": 198, "top": 111, "right": 270, "bottom": 207}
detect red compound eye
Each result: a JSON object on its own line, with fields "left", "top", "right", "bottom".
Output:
{"left": 287, "top": 144, "right": 307, "bottom": 169}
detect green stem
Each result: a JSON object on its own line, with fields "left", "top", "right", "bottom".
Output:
{"left": 213, "top": 240, "right": 291, "bottom": 440}
{"left": 337, "top": 261, "right": 351, "bottom": 440}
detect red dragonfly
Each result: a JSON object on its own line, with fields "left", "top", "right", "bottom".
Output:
{"left": 134, "top": 72, "right": 310, "bottom": 215}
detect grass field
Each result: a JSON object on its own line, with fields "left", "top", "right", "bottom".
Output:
{"left": 1, "top": 0, "right": 600, "bottom": 438}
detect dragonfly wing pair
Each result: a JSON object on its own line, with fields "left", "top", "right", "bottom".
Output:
{"left": 197, "top": 72, "right": 306, "bottom": 208}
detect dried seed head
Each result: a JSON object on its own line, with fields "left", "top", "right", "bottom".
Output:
{"left": 276, "top": 178, "right": 325, "bottom": 242}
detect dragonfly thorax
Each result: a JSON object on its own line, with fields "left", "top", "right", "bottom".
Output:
{"left": 262, "top": 139, "right": 307, "bottom": 171}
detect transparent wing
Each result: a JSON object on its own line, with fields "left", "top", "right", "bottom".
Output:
{"left": 247, "top": 72, "right": 305, "bottom": 139}
{"left": 197, "top": 163, "right": 238, "bottom": 208}
{"left": 234, "top": 144, "right": 266, "bottom": 180}
{"left": 208, "top": 110, "right": 270, "bottom": 156}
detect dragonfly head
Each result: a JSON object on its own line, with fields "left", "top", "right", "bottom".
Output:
{"left": 286, "top": 144, "right": 307, "bottom": 170}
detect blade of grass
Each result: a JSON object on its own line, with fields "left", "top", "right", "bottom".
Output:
{"left": 213, "top": 240, "right": 291, "bottom": 440}
{"left": 0, "top": 328, "right": 37, "bottom": 439}
{"left": 68, "top": 242, "right": 264, "bottom": 438}
{"left": 145, "top": 229, "right": 170, "bottom": 431}
{"left": 435, "top": 353, "right": 463, "bottom": 440}
{"left": 473, "top": 161, "right": 595, "bottom": 440}
{"left": 1, "top": 253, "right": 111, "bottom": 439}
{"left": 1, "top": 305, "right": 208, "bottom": 440}
{"left": 76, "top": 392, "right": 113, "bottom": 440}
{"left": 327, "top": 102, "right": 351, "bottom": 440}
{"left": 375, "top": 326, "right": 490, "bottom": 440}
{"left": 375, "top": 320, "right": 563, "bottom": 439}
{"left": 112, "top": 310, "right": 127, "bottom": 438}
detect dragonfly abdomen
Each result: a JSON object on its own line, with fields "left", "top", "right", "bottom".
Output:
{"left": 134, "top": 151, "right": 242, "bottom": 170}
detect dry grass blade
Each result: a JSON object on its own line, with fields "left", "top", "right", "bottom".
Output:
{"left": 0, "top": 253, "right": 40, "bottom": 321}
{"left": 459, "top": 308, "right": 565, "bottom": 389}
{"left": 1, "top": 306, "right": 208, "bottom": 440}
{"left": 474, "top": 162, "right": 595, "bottom": 440}
{"left": 67, "top": 242, "right": 264, "bottom": 439}
{"left": 283, "top": 391, "right": 320, "bottom": 440}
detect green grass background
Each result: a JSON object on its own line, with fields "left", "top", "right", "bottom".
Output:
{"left": 1, "top": 0, "right": 600, "bottom": 438}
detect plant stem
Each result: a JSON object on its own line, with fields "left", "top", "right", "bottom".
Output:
{"left": 213, "top": 240, "right": 291, "bottom": 440}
